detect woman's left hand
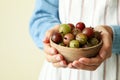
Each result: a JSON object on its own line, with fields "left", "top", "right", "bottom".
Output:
{"left": 68, "top": 25, "right": 113, "bottom": 71}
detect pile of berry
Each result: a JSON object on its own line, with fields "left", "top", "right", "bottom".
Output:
{"left": 51, "top": 22, "right": 101, "bottom": 48}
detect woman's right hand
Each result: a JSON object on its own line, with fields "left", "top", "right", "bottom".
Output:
{"left": 43, "top": 25, "right": 67, "bottom": 67}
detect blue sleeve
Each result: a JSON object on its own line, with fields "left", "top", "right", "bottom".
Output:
{"left": 110, "top": 25, "right": 120, "bottom": 54}
{"left": 29, "top": 0, "right": 61, "bottom": 49}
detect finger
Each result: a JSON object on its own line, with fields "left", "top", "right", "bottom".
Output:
{"left": 45, "top": 30, "right": 53, "bottom": 39}
{"left": 43, "top": 30, "right": 53, "bottom": 43}
{"left": 68, "top": 63, "right": 73, "bottom": 68}
{"left": 72, "top": 60, "right": 98, "bottom": 71}
{"left": 78, "top": 56, "right": 102, "bottom": 66}
{"left": 43, "top": 36, "right": 50, "bottom": 43}
{"left": 44, "top": 43, "right": 58, "bottom": 55}
{"left": 99, "top": 34, "right": 112, "bottom": 59}
{"left": 46, "top": 54, "right": 64, "bottom": 63}
{"left": 99, "top": 46, "right": 112, "bottom": 60}
{"left": 52, "top": 60, "right": 67, "bottom": 68}
{"left": 44, "top": 25, "right": 60, "bottom": 42}
{"left": 43, "top": 42, "right": 62, "bottom": 63}
{"left": 68, "top": 63, "right": 76, "bottom": 68}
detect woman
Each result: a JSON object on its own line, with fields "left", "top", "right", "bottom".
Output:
{"left": 29, "top": 0, "right": 120, "bottom": 80}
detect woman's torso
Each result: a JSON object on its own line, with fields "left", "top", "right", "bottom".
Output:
{"left": 39, "top": 0, "right": 120, "bottom": 80}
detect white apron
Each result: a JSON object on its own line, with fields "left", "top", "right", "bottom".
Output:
{"left": 39, "top": 0, "right": 120, "bottom": 80}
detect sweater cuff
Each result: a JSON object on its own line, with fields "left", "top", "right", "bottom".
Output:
{"left": 110, "top": 25, "right": 120, "bottom": 54}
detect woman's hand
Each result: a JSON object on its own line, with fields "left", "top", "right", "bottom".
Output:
{"left": 43, "top": 25, "right": 67, "bottom": 67}
{"left": 68, "top": 25, "right": 113, "bottom": 71}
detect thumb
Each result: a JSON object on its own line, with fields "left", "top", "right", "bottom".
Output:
{"left": 99, "top": 49, "right": 107, "bottom": 59}
{"left": 43, "top": 30, "right": 53, "bottom": 43}
{"left": 43, "top": 36, "right": 50, "bottom": 43}
{"left": 43, "top": 25, "right": 59, "bottom": 43}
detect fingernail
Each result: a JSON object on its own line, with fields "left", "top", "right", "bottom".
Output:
{"left": 79, "top": 58, "right": 84, "bottom": 63}
{"left": 68, "top": 63, "right": 73, "bottom": 68}
{"left": 50, "top": 49, "right": 55, "bottom": 54}
{"left": 56, "top": 56, "right": 61, "bottom": 61}
{"left": 60, "top": 61, "right": 66, "bottom": 66}
{"left": 43, "top": 37, "right": 49, "bottom": 43}
{"left": 60, "top": 61, "right": 64, "bottom": 66}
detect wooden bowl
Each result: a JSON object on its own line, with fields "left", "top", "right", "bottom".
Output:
{"left": 50, "top": 39, "right": 103, "bottom": 63}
